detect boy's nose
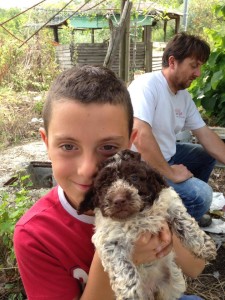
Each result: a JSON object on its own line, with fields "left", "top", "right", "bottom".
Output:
{"left": 77, "top": 155, "right": 98, "bottom": 178}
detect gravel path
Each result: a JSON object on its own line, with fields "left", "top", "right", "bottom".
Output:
{"left": 0, "top": 140, "right": 49, "bottom": 187}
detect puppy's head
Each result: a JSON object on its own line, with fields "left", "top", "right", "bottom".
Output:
{"left": 77, "top": 150, "right": 167, "bottom": 219}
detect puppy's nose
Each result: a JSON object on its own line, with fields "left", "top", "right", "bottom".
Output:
{"left": 113, "top": 197, "right": 126, "bottom": 207}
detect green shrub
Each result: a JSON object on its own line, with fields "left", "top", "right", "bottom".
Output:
{"left": 0, "top": 175, "right": 34, "bottom": 299}
{"left": 189, "top": 4, "right": 225, "bottom": 126}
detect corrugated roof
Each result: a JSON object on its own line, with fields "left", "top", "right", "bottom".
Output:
{"left": 40, "top": 1, "right": 182, "bottom": 28}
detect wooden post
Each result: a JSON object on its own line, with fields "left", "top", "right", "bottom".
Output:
{"left": 175, "top": 17, "right": 180, "bottom": 34}
{"left": 53, "top": 26, "right": 59, "bottom": 43}
{"left": 163, "top": 20, "right": 167, "bottom": 42}
{"left": 91, "top": 28, "right": 94, "bottom": 43}
{"left": 144, "top": 25, "right": 153, "bottom": 73}
{"left": 119, "top": 0, "right": 131, "bottom": 82}
{"left": 103, "top": 1, "right": 132, "bottom": 72}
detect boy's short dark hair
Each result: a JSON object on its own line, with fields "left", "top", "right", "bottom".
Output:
{"left": 162, "top": 32, "right": 210, "bottom": 67}
{"left": 43, "top": 65, "right": 133, "bottom": 136}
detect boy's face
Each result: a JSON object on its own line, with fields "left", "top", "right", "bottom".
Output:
{"left": 40, "top": 100, "right": 136, "bottom": 211}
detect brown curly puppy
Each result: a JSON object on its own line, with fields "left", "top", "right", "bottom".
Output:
{"left": 78, "top": 150, "right": 216, "bottom": 300}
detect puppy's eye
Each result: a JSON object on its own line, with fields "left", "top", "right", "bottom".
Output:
{"left": 130, "top": 174, "right": 138, "bottom": 182}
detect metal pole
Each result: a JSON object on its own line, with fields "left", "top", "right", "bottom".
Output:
{"left": 183, "top": 0, "right": 189, "bottom": 31}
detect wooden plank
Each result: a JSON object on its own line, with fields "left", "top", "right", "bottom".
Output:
{"left": 209, "top": 127, "right": 225, "bottom": 140}
{"left": 56, "top": 42, "right": 164, "bottom": 74}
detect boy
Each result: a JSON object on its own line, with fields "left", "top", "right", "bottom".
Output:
{"left": 14, "top": 65, "right": 205, "bottom": 300}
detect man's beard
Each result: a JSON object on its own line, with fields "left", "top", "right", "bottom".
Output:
{"left": 176, "top": 78, "right": 193, "bottom": 90}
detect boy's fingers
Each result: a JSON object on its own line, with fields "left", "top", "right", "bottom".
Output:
{"left": 136, "top": 232, "right": 152, "bottom": 245}
{"left": 159, "top": 223, "right": 173, "bottom": 245}
{"left": 155, "top": 224, "right": 173, "bottom": 258}
{"left": 156, "top": 242, "right": 173, "bottom": 258}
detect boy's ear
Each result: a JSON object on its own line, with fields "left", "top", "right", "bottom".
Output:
{"left": 128, "top": 128, "right": 138, "bottom": 148}
{"left": 39, "top": 127, "right": 48, "bottom": 147}
{"left": 39, "top": 127, "right": 50, "bottom": 160}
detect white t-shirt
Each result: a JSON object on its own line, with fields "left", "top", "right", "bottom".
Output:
{"left": 128, "top": 71, "right": 205, "bottom": 161}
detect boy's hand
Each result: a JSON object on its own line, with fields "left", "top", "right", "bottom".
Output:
{"left": 132, "top": 223, "right": 173, "bottom": 265}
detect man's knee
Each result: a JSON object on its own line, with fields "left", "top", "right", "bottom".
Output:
{"left": 167, "top": 178, "right": 213, "bottom": 220}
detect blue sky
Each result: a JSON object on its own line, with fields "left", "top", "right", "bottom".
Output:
{"left": 0, "top": 0, "right": 59, "bottom": 9}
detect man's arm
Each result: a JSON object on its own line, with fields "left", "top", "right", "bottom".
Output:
{"left": 193, "top": 125, "right": 225, "bottom": 164}
{"left": 133, "top": 118, "right": 193, "bottom": 183}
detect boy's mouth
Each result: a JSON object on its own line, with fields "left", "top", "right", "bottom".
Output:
{"left": 75, "top": 182, "right": 92, "bottom": 191}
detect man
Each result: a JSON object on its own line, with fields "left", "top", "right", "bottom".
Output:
{"left": 128, "top": 32, "right": 225, "bottom": 227}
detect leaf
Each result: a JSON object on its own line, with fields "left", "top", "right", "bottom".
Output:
{"left": 207, "top": 52, "right": 221, "bottom": 67}
{"left": 210, "top": 70, "right": 223, "bottom": 90}
{"left": 10, "top": 210, "right": 23, "bottom": 219}
{"left": 217, "top": 94, "right": 225, "bottom": 108}
{"left": 195, "top": 95, "right": 204, "bottom": 107}
{"left": 201, "top": 95, "right": 217, "bottom": 113}
{"left": 203, "top": 81, "right": 212, "bottom": 94}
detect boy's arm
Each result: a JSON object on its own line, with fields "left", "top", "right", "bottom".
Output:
{"left": 80, "top": 251, "right": 114, "bottom": 300}
{"left": 173, "top": 234, "right": 205, "bottom": 278}
{"left": 80, "top": 224, "right": 173, "bottom": 300}
{"left": 133, "top": 224, "right": 205, "bottom": 278}
{"left": 14, "top": 226, "right": 81, "bottom": 300}
{"left": 80, "top": 225, "right": 205, "bottom": 300}
{"left": 80, "top": 231, "right": 172, "bottom": 300}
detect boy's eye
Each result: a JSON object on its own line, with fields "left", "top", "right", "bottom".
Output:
{"left": 99, "top": 144, "right": 119, "bottom": 156}
{"left": 103, "top": 145, "right": 116, "bottom": 151}
{"left": 61, "top": 144, "right": 76, "bottom": 151}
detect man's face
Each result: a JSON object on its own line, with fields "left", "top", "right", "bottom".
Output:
{"left": 40, "top": 101, "right": 135, "bottom": 210}
{"left": 171, "top": 57, "right": 203, "bottom": 91}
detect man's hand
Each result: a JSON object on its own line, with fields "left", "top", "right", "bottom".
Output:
{"left": 170, "top": 164, "right": 193, "bottom": 183}
{"left": 132, "top": 223, "right": 173, "bottom": 265}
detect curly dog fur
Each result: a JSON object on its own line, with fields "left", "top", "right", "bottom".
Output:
{"left": 78, "top": 150, "right": 217, "bottom": 300}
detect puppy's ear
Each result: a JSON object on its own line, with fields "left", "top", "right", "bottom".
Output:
{"left": 98, "top": 155, "right": 117, "bottom": 170}
{"left": 146, "top": 167, "right": 168, "bottom": 201}
{"left": 98, "top": 150, "right": 141, "bottom": 170}
{"left": 77, "top": 189, "right": 96, "bottom": 215}
{"left": 117, "top": 149, "right": 141, "bottom": 162}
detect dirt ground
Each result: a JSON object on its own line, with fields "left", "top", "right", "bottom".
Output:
{"left": 0, "top": 140, "right": 225, "bottom": 299}
{"left": 186, "top": 168, "right": 225, "bottom": 300}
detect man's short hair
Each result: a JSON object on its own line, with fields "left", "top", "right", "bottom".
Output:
{"left": 43, "top": 65, "right": 133, "bottom": 136}
{"left": 162, "top": 32, "right": 210, "bottom": 67}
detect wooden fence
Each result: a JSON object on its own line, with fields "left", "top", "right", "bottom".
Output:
{"left": 56, "top": 42, "right": 164, "bottom": 75}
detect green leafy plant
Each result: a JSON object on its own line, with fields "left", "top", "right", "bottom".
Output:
{"left": 0, "top": 174, "right": 34, "bottom": 299}
{"left": 189, "top": 4, "right": 225, "bottom": 127}
{"left": 33, "top": 99, "right": 45, "bottom": 116}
